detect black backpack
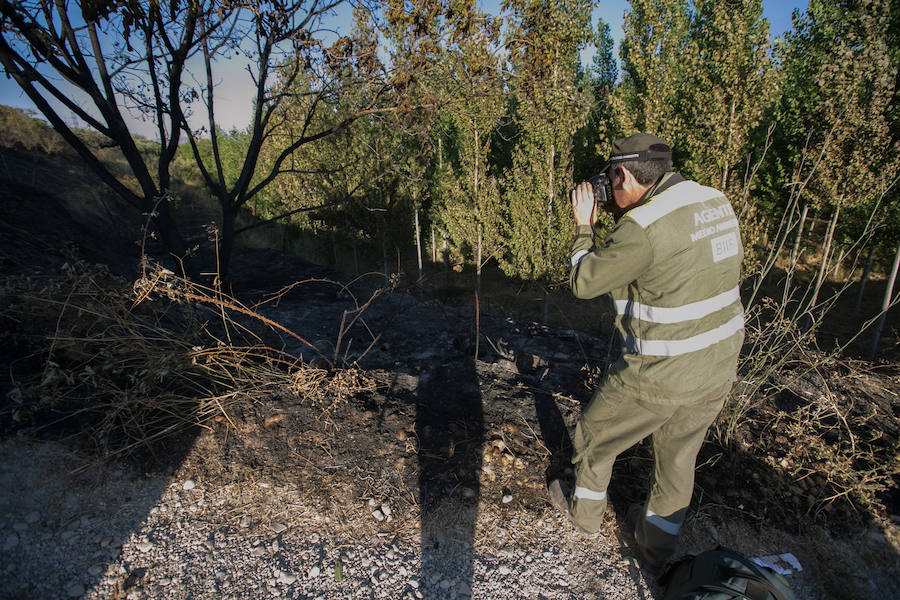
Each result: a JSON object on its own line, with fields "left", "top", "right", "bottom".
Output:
{"left": 659, "top": 547, "right": 798, "bottom": 600}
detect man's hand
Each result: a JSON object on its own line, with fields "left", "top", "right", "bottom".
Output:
{"left": 570, "top": 181, "right": 596, "bottom": 227}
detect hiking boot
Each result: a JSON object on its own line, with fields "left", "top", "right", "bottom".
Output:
{"left": 625, "top": 503, "right": 662, "bottom": 576}
{"left": 548, "top": 479, "right": 601, "bottom": 538}
{"left": 626, "top": 503, "right": 643, "bottom": 530}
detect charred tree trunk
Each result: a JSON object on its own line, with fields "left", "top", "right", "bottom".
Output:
{"left": 415, "top": 207, "right": 423, "bottom": 280}
{"left": 854, "top": 245, "right": 876, "bottom": 315}
{"left": 217, "top": 202, "right": 236, "bottom": 280}
{"left": 868, "top": 242, "right": 900, "bottom": 361}
{"left": 476, "top": 223, "right": 483, "bottom": 295}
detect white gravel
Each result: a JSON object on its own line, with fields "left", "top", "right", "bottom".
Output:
{"left": 1, "top": 438, "right": 893, "bottom": 599}
{"left": 0, "top": 439, "right": 658, "bottom": 599}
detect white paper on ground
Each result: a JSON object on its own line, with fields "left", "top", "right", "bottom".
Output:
{"left": 751, "top": 553, "right": 803, "bottom": 575}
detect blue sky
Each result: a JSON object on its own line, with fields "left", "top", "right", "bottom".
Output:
{"left": 0, "top": 0, "right": 806, "bottom": 140}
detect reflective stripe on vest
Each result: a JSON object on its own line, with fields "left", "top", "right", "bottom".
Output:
{"left": 622, "top": 312, "right": 744, "bottom": 357}
{"left": 571, "top": 249, "right": 589, "bottom": 268}
{"left": 614, "top": 286, "right": 741, "bottom": 324}
{"left": 628, "top": 181, "right": 724, "bottom": 228}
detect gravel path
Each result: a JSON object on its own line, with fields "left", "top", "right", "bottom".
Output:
{"left": 4, "top": 438, "right": 861, "bottom": 600}
{"left": 1, "top": 439, "right": 665, "bottom": 600}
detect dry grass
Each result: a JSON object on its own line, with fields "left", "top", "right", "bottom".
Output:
{"left": 1, "top": 257, "right": 377, "bottom": 461}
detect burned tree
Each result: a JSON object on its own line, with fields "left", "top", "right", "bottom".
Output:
{"left": 0, "top": 0, "right": 451, "bottom": 277}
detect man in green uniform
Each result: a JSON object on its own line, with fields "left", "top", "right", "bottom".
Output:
{"left": 549, "top": 133, "right": 744, "bottom": 570}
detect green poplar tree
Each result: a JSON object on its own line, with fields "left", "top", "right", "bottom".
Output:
{"left": 759, "top": 0, "right": 900, "bottom": 314}
{"left": 499, "top": 0, "right": 593, "bottom": 282}
{"left": 430, "top": 5, "right": 506, "bottom": 267}
{"left": 615, "top": 0, "right": 691, "bottom": 146}
{"left": 680, "top": 0, "right": 779, "bottom": 192}
{"left": 573, "top": 19, "right": 620, "bottom": 183}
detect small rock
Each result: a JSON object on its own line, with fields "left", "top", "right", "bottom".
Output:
{"left": 308, "top": 566, "right": 321, "bottom": 578}
{"left": 499, "top": 566, "right": 511, "bottom": 575}
{"left": 502, "top": 494, "right": 513, "bottom": 504}
{"left": 24, "top": 511, "right": 40, "bottom": 524}
{"left": 66, "top": 582, "right": 84, "bottom": 598}
{"left": 182, "top": 479, "right": 196, "bottom": 491}
{"left": 461, "top": 487, "right": 476, "bottom": 499}
{"left": 496, "top": 359, "right": 517, "bottom": 372}
{"left": 277, "top": 573, "right": 297, "bottom": 585}
{"left": 439, "top": 579, "right": 452, "bottom": 590}
{"left": 251, "top": 546, "right": 266, "bottom": 557}
{"left": 309, "top": 532, "right": 321, "bottom": 543}
{"left": 868, "top": 529, "right": 886, "bottom": 543}
{"left": 372, "top": 509, "right": 385, "bottom": 522}
{"left": 3, "top": 533, "right": 19, "bottom": 550}
{"left": 381, "top": 503, "right": 392, "bottom": 517}
{"left": 136, "top": 541, "right": 153, "bottom": 553}
{"left": 408, "top": 579, "right": 420, "bottom": 588}
{"left": 239, "top": 515, "right": 252, "bottom": 529}
{"left": 515, "top": 352, "right": 542, "bottom": 373}
{"left": 271, "top": 522, "right": 288, "bottom": 534}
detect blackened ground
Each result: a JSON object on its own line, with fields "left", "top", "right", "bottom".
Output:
{"left": 1, "top": 143, "right": 898, "bottom": 565}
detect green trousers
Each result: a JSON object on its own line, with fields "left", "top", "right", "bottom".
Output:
{"left": 568, "top": 383, "right": 725, "bottom": 567}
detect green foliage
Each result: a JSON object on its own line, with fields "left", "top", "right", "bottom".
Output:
{"left": 497, "top": 0, "right": 593, "bottom": 282}
{"left": 174, "top": 127, "right": 249, "bottom": 189}
{"left": 759, "top": 0, "right": 900, "bottom": 256}
{"left": 679, "top": 0, "right": 779, "bottom": 192}
{"left": 572, "top": 19, "right": 620, "bottom": 184}
{"left": 9, "top": 0, "right": 897, "bottom": 291}
{"left": 429, "top": 6, "right": 506, "bottom": 265}
{"left": 615, "top": 0, "right": 692, "bottom": 144}
{"left": 0, "top": 106, "right": 67, "bottom": 154}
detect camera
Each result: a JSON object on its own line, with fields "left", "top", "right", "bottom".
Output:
{"left": 588, "top": 173, "right": 613, "bottom": 208}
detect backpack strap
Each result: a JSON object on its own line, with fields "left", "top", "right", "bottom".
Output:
{"left": 697, "top": 584, "right": 751, "bottom": 598}
{"left": 714, "top": 566, "right": 790, "bottom": 600}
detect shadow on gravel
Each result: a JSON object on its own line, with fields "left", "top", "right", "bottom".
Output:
{"left": 0, "top": 165, "right": 204, "bottom": 599}
{"left": 416, "top": 358, "right": 484, "bottom": 599}
{"left": 0, "top": 431, "right": 198, "bottom": 600}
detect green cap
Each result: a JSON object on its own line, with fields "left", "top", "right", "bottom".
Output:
{"left": 606, "top": 133, "right": 671, "bottom": 167}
